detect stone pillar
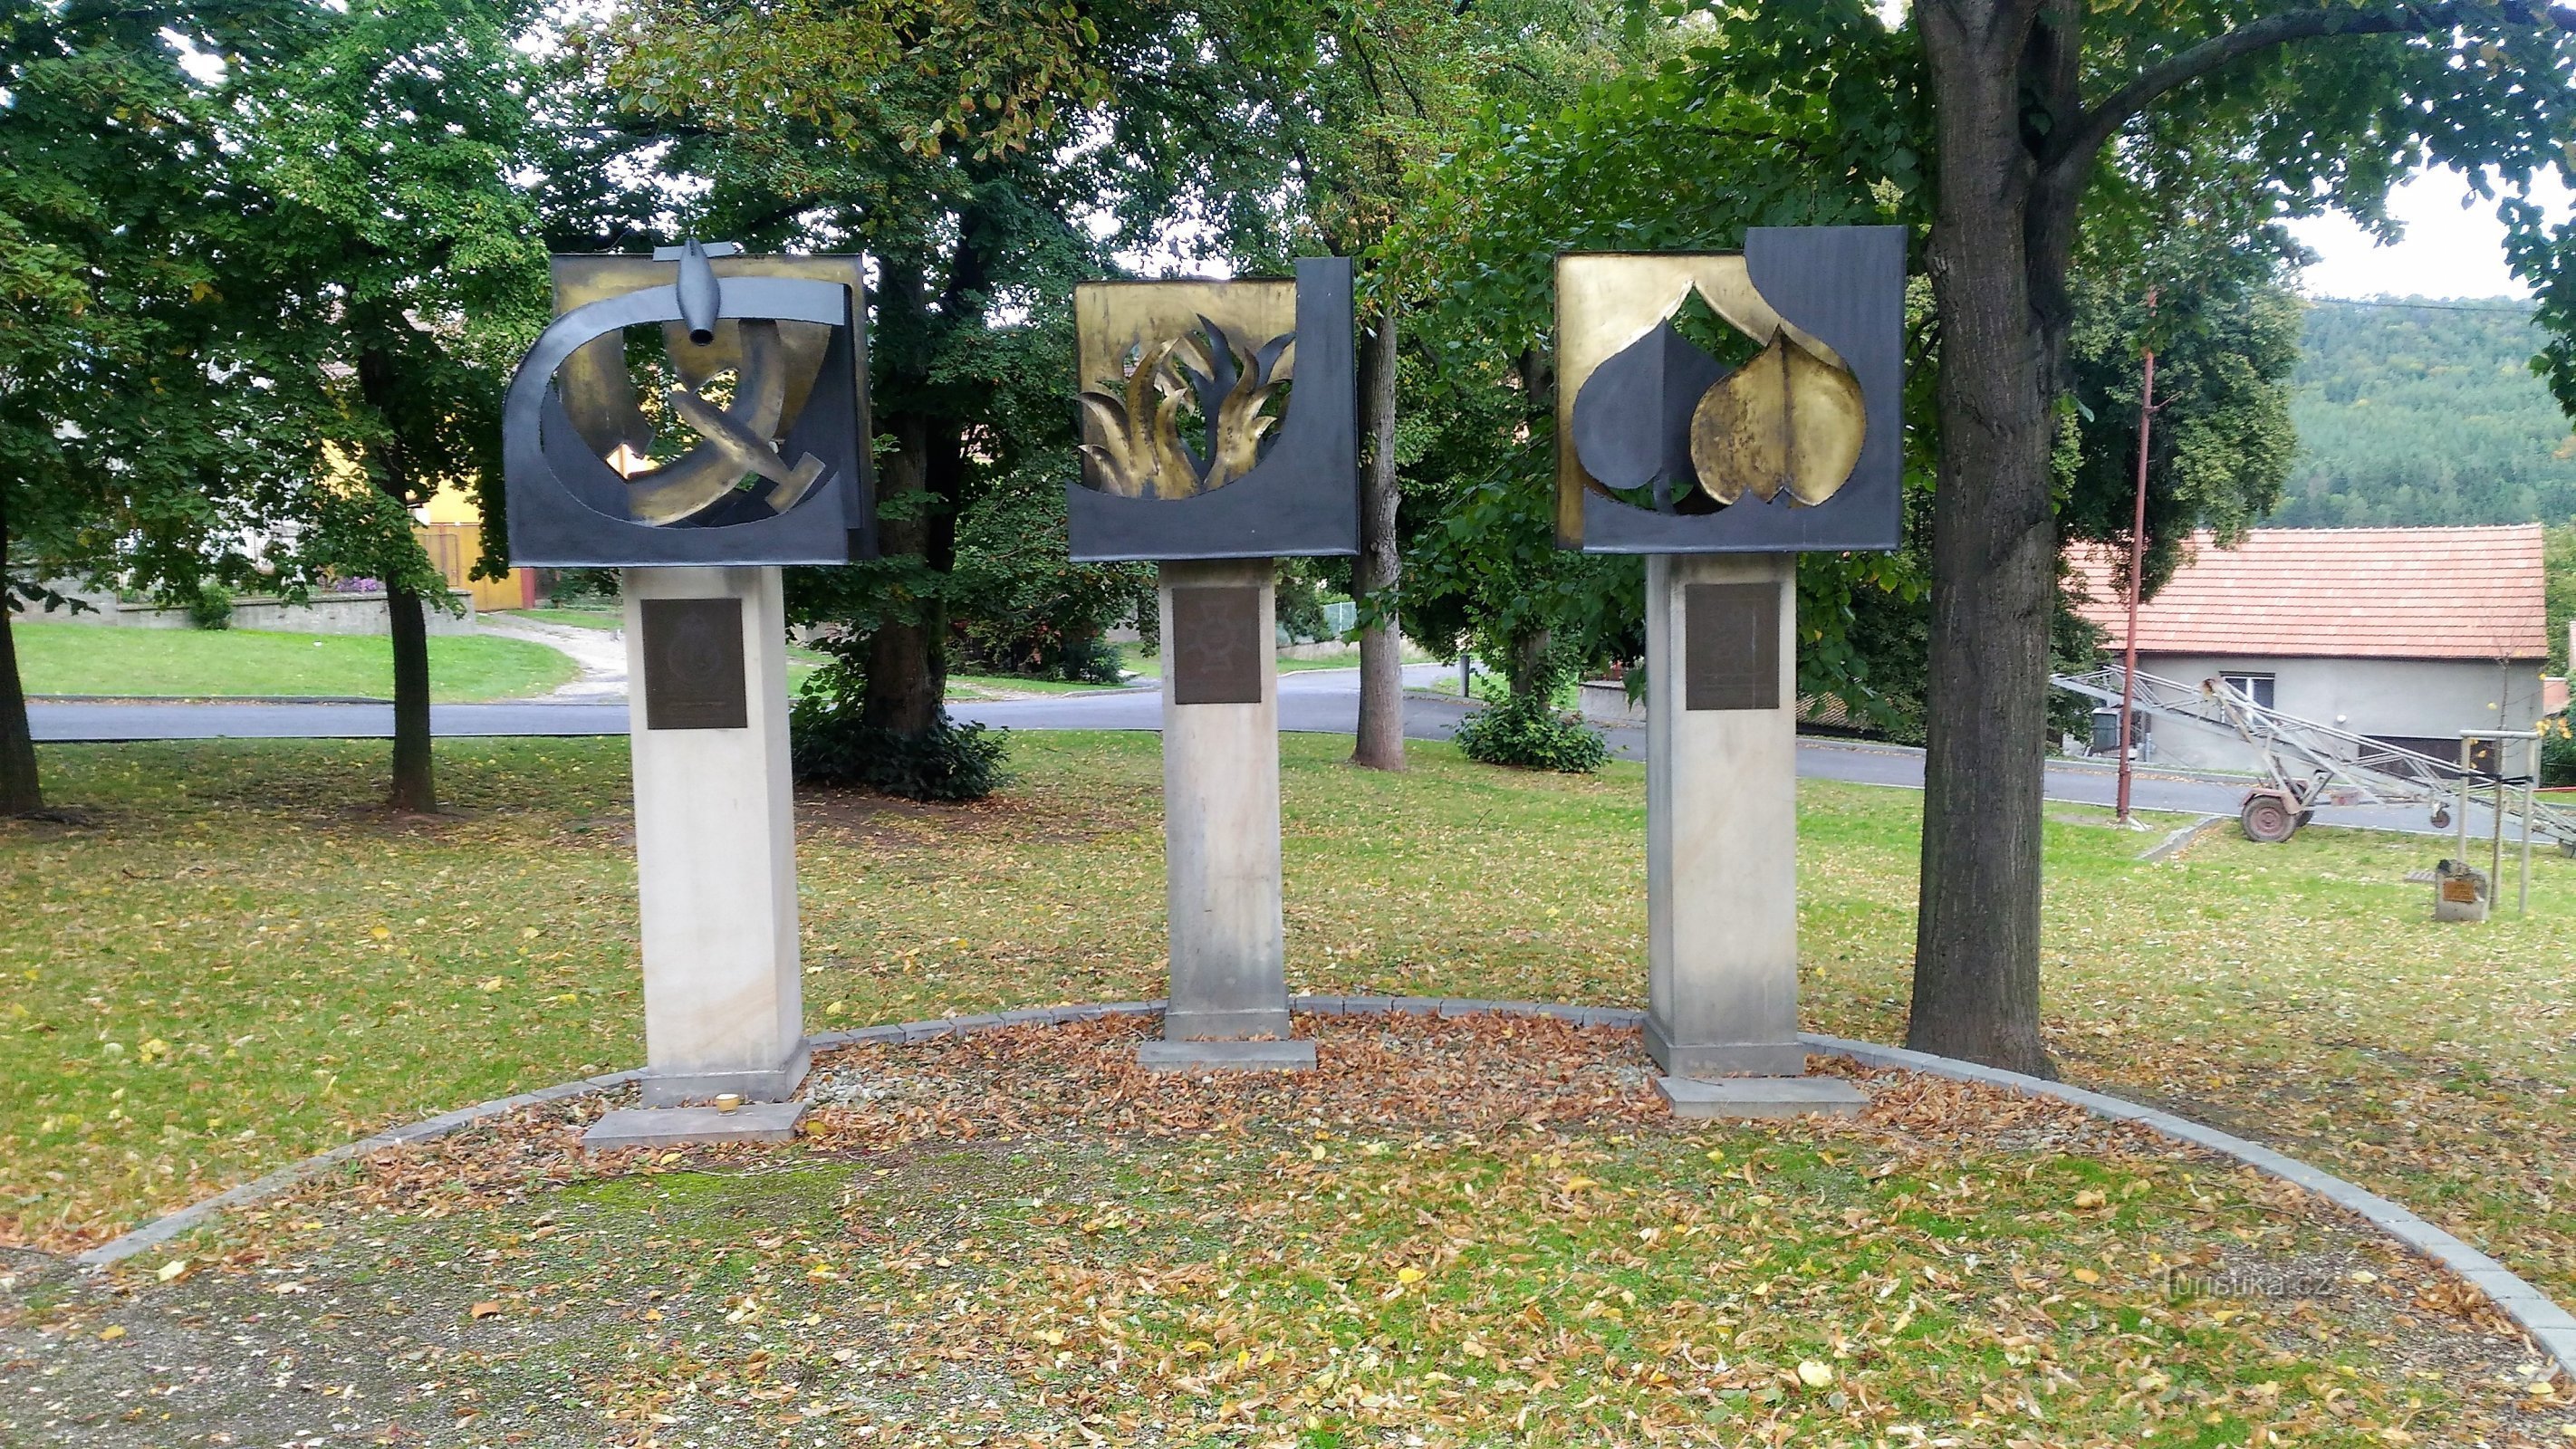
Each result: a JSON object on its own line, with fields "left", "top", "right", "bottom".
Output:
{"left": 1139, "top": 557, "right": 1312, "bottom": 1070}
{"left": 619, "top": 565, "right": 808, "bottom": 1108}
{"left": 1642, "top": 552, "right": 1861, "bottom": 1118}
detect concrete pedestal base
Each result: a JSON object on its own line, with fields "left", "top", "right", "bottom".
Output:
{"left": 1150, "top": 559, "right": 1309, "bottom": 1071}
{"left": 623, "top": 566, "right": 810, "bottom": 1106}
{"left": 1137, "top": 1039, "right": 1319, "bottom": 1073}
{"left": 1656, "top": 1076, "right": 1868, "bottom": 1120}
{"left": 640, "top": 1039, "right": 812, "bottom": 1110}
{"left": 582, "top": 1100, "right": 806, "bottom": 1151}
{"left": 1643, "top": 552, "right": 1804, "bottom": 1080}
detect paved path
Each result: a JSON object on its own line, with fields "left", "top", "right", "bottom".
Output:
{"left": 474, "top": 614, "right": 627, "bottom": 701}
{"left": 26, "top": 667, "right": 2542, "bottom": 842}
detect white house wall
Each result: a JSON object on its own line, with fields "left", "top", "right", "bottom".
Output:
{"left": 2124, "top": 653, "right": 2551, "bottom": 772}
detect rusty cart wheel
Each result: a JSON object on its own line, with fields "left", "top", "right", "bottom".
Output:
{"left": 2239, "top": 792, "right": 2299, "bottom": 844}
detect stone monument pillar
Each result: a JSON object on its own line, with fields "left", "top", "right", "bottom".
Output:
{"left": 582, "top": 565, "right": 809, "bottom": 1144}
{"left": 1138, "top": 557, "right": 1312, "bottom": 1070}
{"left": 1640, "top": 552, "right": 1858, "bottom": 1115}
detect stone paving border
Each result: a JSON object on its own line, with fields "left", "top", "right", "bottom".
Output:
{"left": 68, "top": 997, "right": 2576, "bottom": 1378}
{"left": 2139, "top": 812, "right": 2231, "bottom": 863}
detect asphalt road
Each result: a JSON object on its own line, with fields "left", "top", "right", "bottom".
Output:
{"left": 25, "top": 667, "right": 2535, "bottom": 841}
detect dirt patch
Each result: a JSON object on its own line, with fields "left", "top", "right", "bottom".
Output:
{"left": 793, "top": 785, "right": 1141, "bottom": 849}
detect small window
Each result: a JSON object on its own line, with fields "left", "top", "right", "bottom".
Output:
{"left": 2219, "top": 673, "right": 2276, "bottom": 710}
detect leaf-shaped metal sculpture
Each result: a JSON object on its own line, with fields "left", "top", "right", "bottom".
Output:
{"left": 1687, "top": 329, "right": 1868, "bottom": 506}
{"left": 1569, "top": 319, "right": 1728, "bottom": 513}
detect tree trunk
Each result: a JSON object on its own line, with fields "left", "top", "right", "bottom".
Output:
{"left": 1506, "top": 628, "right": 1553, "bottom": 703}
{"left": 862, "top": 410, "right": 941, "bottom": 736}
{"left": 1906, "top": 3, "right": 2060, "bottom": 1077}
{"left": 1351, "top": 299, "right": 1405, "bottom": 770}
{"left": 0, "top": 497, "right": 43, "bottom": 816}
{"left": 385, "top": 577, "right": 436, "bottom": 812}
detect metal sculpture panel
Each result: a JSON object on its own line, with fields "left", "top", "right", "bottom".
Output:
{"left": 504, "top": 242, "right": 872, "bottom": 567}
{"left": 1068, "top": 257, "right": 1358, "bottom": 561}
{"left": 1555, "top": 227, "right": 1905, "bottom": 553}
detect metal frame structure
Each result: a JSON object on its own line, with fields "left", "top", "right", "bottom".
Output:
{"left": 2053, "top": 666, "right": 2576, "bottom": 852}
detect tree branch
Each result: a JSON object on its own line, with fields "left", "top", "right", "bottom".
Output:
{"left": 2047, "top": 2, "right": 2576, "bottom": 175}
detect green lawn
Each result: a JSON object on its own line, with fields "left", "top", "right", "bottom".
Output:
{"left": 496, "top": 606, "right": 623, "bottom": 631}
{"left": 13, "top": 621, "right": 579, "bottom": 701}
{"left": 3, "top": 732, "right": 2572, "bottom": 1340}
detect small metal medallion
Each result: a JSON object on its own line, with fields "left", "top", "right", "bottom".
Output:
{"left": 641, "top": 597, "right": 748, "bottom": 730}
{"left": 1683, "top": 581, "right": 1779, "bottom": 712}
{"left": 1170, "top": 586, "right": 1264, "bottom": 705}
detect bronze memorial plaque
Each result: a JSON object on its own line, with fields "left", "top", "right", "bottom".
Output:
{"left": 641, "top": 597, "right": 749, "bottom": 730}
{"left": 1170, "top": 586, "right": 1264, "bottom": 705}
{"left": 1683, "top": 581, "right": 1779, "bottom": 712}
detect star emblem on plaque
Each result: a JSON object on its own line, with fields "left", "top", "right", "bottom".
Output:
{"left": 502, "top": 240, "right": 872, "bottom": 566}
{"left": 1066, "top": 257, "right": 1359, "bottom": 562}
{"left": 1555, "top": 227, "right": 1906, "bottom": 553}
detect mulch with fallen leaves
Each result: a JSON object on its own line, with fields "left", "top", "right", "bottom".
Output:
{"left": 5, "top": 1012, "right": 2572, "bottom": 1448}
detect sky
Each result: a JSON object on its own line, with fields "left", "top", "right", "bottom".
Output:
{"left": 2288, "top": 166, "right": 2571, "bottom": 303}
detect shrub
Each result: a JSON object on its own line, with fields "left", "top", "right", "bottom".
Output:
{"left": 187, "top": 584, "right": 234, "bottom": 630}
{"left": 2544, "top": 715, "right": 2573, "bottom": 788}
{"left": 1454, "top": 692, "right": 1609, "bottom": 773}
{"left": 788, "top": 663, "right": 1009, "bottom": 801}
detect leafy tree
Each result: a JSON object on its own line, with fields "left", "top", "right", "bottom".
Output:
{"left": 229, "top": 0, "right": 551, "bottom": 812}
{"left": 591, "top": 0, "right": 1290, "bottom": 780}
{"left": 0, "top": 0, "right": 331, "bottom": 814}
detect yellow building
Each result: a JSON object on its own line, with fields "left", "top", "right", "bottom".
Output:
{"left": 414, "top": 483, "right": 536, "bottom": 611}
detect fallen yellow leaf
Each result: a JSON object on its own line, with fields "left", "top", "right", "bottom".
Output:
{"left": 1562, "top": 1177, "right": 1600, "bottom": 1192}
{"left": 2072, "top": 1268, "right": 2101, "bottom": 1285}
{"left": 2072, "top": 1189, "right": 2108, "bottom": 1210}
{"left": 1396, "top": 1266, "right": 1426, "bottom": 1284}
{"left": 155, "top": 1258, "right": 190, "bottom": 1282}
{"left": 1796, "top": 1360, "right": 1833, "bottom": 1388}
{"left": 98, "top": 1325, "right": 126, "bottom": 1341}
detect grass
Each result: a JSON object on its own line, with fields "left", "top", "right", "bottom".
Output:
{"left": 497, "top": 606, "right": 623, "bottom": 632}
{"left": 2, "top": 732, "right": 2573, "bottom": 1340}
{"left": 12, "top": 621, "right": 580, "bottom": 702}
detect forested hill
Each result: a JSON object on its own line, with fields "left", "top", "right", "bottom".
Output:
{"left": 2274, "top": 297, "right": 2576, "bottom": 526}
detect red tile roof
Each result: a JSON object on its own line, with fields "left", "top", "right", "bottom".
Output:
{"left": 2068, "top": 525, "right": 2549, "bottom": 661}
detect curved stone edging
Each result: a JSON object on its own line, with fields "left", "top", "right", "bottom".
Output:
{"left": 67, "top": 996, "right": 2576, "bottom": 1377}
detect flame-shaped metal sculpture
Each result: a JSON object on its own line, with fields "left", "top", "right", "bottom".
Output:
{"left": 1067, "top": 259, "right": 1358, "bottom": 562}
{"left": 1078, "top": 317, "right": 1294, "bottom": 499}
{"left": 1555, "top": 230, "right": 1905, "bottom": 554}
{"left": 502, "top": 241, "right": 872, "bottom": 567}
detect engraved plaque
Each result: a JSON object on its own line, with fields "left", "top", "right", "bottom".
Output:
{"left": 1170, "top": 586, "right": 1264, "bottom": 705}
{"left": 641, "top": 597, "right": 748, "bottom": 730}
{"left": 1683, "top": 581, "right": 1779, "bottom": 712}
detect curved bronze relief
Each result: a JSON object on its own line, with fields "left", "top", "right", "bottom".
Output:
{"left": 502, "top": 241, "right": 872, "bottom": 568}
{"left": 1552, "top": 234, "right": 1906, "bottom": 555}
{"left": 1078, "top": 318, "right": 1295, "bottom": 499}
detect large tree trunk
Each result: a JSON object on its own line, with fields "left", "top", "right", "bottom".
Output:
{"left": 862, "top": 411, "right": 941, "bottom": 736}
{"left": 1505, "top": 628, "right": 1553, "bottom": 704}
{"left": 1350, "top": 299, "right": 1405, "bottom": 770}
{"left": 0, "top": 497, "right": 43, "bottom": 816}
{"left": 357, "top": 343, "right": 437, "bottom": 814}
{"left": 1906, "top": 2, "right": 2063, "bottom": 1077}
{"left": 385, "top": 577, "right": 436, "bottom": 812}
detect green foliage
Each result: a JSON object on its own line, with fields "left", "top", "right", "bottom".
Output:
{"left": 2550, "top": 522, "right": 2575, "bottom": 677}
{"left": 789, "top": 661, "right": 1010, "bottom": 801}
{"left": 941, "top": 483, "right": 1149, "bottom": 684}
{"left": 2276, "top": 300, "right": 2576, "bottom": 527}
{"left": 187, "top": 586, "right": 235, "bottom": 632}
{"left": 1453, "top": 693, "right": 1609, "bottom": 774}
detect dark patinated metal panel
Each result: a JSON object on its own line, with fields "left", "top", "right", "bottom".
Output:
{"left": 1683, "top": 582, "right": 1779, "bottom": 712}
{"left": 641, "top": 597, "right": 749, "bottom": 730}
{"left": 1170, "top": 587, "right": 1264, "bottom": 705}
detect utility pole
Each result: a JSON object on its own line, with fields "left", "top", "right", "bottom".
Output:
{"left": 2115, "top": 287, "right": 2158, "bottom": 829}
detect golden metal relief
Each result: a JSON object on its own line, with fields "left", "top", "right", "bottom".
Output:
{"left": 1073, "top": 280, "right": 1297, "bottom": 500}
{"left": 1555, "top": 254, "right": 1868, "bottom": 534}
